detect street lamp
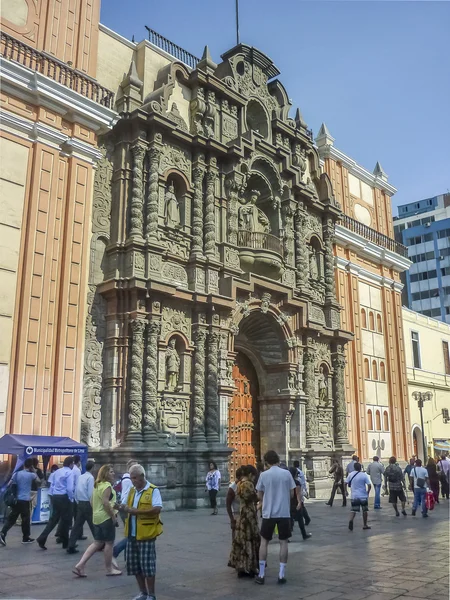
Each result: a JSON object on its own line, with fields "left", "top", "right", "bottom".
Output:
{"left": 412, "top": 391, "right": 433, "bottom": 462}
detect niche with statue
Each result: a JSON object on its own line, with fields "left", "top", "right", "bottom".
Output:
{"left": 316, "top": 362, "right": 334, "bottom": 450}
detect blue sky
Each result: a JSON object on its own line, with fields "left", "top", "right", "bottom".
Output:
{"left": 100, "top": 1, "right": 450, "bottom": 214}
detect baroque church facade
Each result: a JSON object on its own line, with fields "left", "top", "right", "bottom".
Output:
{"left": 84, "top": 43, "right": 354, "bottom": 504}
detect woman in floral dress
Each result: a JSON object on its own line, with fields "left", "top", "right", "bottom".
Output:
{"left": 228, "top": 465, "right": 260, "bottom": 578}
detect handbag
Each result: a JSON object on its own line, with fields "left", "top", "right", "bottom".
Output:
{"left": 413, "top": 468, "right": 426, "bottom": 488}
{"left": 4, "top": 482, "right": 18, "bottom": 507}
{"left": 425, "top": 490, "right": 435, "bottom": 511}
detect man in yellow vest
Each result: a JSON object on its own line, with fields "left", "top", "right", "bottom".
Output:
{"left": 120, "top": 464, "right": 163, "bottom": 600}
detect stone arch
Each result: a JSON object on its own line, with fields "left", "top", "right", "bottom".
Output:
{"left": 246, "top": 98, "right": 270, "bottom": 140}
{"left": 250, "top": 154, "right": 282, "bottom": 194}
{"left": 161, "top": 168, "right": 192, "bottom": 193}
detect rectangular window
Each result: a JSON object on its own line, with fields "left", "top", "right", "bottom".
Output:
{"left": 431, "top": 308, "right": 441, "bottom": 317}
{"left": 411, "top": 331, "right": 421, "bottom": 368}
{"left": 423, "top": 233, "right": 434, "bottom": 242}
{"left": 443, "top": 341, "right": 450, "bottom": 375}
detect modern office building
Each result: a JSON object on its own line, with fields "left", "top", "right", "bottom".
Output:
{"left": 394, "top": 193, "right": 450, "bottom": 323}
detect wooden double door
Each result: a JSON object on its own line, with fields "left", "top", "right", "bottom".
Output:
{"left": 228, "top": 352, "right": 260, "bottom": 481}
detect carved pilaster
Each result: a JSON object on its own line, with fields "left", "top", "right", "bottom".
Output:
{"left": 192, "top": 328, "right": 207, "bottom": 442}
{"left": 204, "top": 166, "right": 217, "bottom": 257}
{"left": 282, "top": 204, "right": 295, "bottom": 266}
{"left": 191, "top": 160, "right": 205, "bottom": 257}
{"left": 294, "top": 208, "right": 309, "bottom": 289}
{"left": 206, "top": 331, "right": 220, "bottom": 443}
{"left": 323, "top": 216, "right": 336, "bottom": 300}
{"left": 129, "top": 143, "right": 146, "bottom": 238}
{"left": 143, "top": 320, "right": 161, "bottom": 442}
{"left": 225, "top": 176, "right": 239, "bottom": 246}
{"left": 304, "top": 344, "right": 319, "bottom": 445}
{"left": 126, "top": 318, "right": 146, "bottom": 443}
{"left": 333, "top": 346, "right": 349, "bottom": 445}
{"left": 146, "top": 146, "right": 162, "bottom": 240}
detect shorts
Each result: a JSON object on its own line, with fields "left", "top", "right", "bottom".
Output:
{"left": 389, "top": 489, "right": 406, "bottom": 504}
{"left": 350, "top": 498, "right": 369, "bottom": 513}
{"left": 126, "top": 537, "right": 157, "bottom": 577}
{"left": 260, "top": 518, "right": 291, "bottom": 541}
{"left": 93, "top": 518, "right": 115, "bottom": 542}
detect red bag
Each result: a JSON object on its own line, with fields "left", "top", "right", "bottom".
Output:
{"left": 425, "top": 490, "right": 435, "bottom": 511}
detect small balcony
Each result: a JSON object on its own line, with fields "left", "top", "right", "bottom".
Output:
{"left": 237, "top": 230, "right": 284, "bottom": 279}
{"left": 340, "top": 214, "right": 408, "bottom": 258}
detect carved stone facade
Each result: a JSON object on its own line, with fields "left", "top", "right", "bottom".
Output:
{"left": 83, "top": 43, "right": 353, "bottom": 506}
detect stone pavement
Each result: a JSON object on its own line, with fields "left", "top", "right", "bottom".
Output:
{"left": 0, "top": 493, "right": 448, "bottom": 600}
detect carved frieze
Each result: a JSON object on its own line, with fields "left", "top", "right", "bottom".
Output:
{"left": 159, "top": 144, "right": 191, "bottom": 178}
{"left": 161, "top": 305, "right": 191, "bottom": 340}
{"left": 161, "top": 262, "right": 188, "bottom": 287}
{"left": 159, "top": 395, "right": 190, "bottom": 435}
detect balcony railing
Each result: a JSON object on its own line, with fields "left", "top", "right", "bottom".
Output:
{"left": 340, "top": 214, "right": 408, "bottom": 258}
{"left": 1, "top": 31, "right": 115, "bottom": 109}
{"left": 146, "top": 27, "right": 199, "bottom": 70}
{"left": 238, "top": 230, "right": 283, "bottom": 257}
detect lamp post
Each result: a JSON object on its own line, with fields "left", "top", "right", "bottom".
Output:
{"left": 412, "top": 391, "right": 432, "bottom": 462}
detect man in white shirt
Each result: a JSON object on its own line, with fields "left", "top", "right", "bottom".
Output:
{"left": 366, "top": 456, "right": 385, "bottom": 509}
{"left": 67, "top": 460, "right": 96, "bottom": 554}
{"left": 346, "top": 462, "right": 372, "bottom": 531}
{"left": 411, "top": 459, "right": 430, "bottom": 517}
{"left": 113, "top": 459, "right": 138, "bottom": 560}
{"left": 255, "top": 450, "right": 296, "bottom": 586}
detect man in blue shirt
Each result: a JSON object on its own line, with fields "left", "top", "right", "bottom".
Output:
{"left": 0, "top": 458, "right": 38, "bottom": 545}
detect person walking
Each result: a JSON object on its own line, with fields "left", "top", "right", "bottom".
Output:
{"left": 121, "top": 463, "right": 163, "bottom": 600}
{"left": 326, "top": 459, "right": 347, "bottom": 507}
{"left": 0, "top": 458, "right": 39, "bottom": 546}
{"left": 384, "top": 456, "right": 407, "bottom": 517}
{"left": 426, "top": 458, "right": 440, "bottom": 504}
{"left": 411, "top": 459, "right": 430, "bottom": 518}
{"left": 255, "top": 450, "right": 296, "bottom": 585}
{"left": 72, "top": 464, "right": 121, "bottom": 577}
{"left": 289, "top": 467, "right": 311, "bottom": 540}
{"left": 226, "top": 467, "right": 243, "bottom": 542}
{"left": 404, "top": 458, "right": 415, "bottom": 492}
{"left": 366, "top": 456, "right": 385, "bottom": 509}
{"left": 345, "top": 455, "right": 359, "bottom": 477}
{"left": 205, "top": 461, "right": 221, "bottom": 515}
{"left": 67, "top": 460, "right": 96, "bottom": 554}
{"left": 228, "top": 465, "right": 260, "bottom": 578}
{"left": 293, "top": 461, "right": 311, "bottom": 526}
{"left": 37, "top": 456, "right": 75, "bottom": 550}
{"left": 437, "top": 455, "right": 450, "bottom": 499}
{"left": 346, "top": 462, "right": 372, "bottom": 531}
{"left": 113, "top": 458, "right": 138, "bottom": 561}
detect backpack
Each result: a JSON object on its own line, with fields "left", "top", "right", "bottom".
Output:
{"left": 413, "top": 468, "right": 426, "bottom": 488}
{"left": 387, "top": 465, "right": 402, "bottom": 484}
{"left": 4, "top": 481, "right": 18, "bottom": 507}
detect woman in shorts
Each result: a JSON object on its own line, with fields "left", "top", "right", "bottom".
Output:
{"left": 72, "top": 464, "right": 121, "bottom": 577}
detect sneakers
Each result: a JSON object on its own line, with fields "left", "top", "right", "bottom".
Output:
{"left": 132, "top": 593, "right": 148, "bottom": 600}
{"left": 411, "top": 510, "right": 416, "bottom": 516}
{"left": 21, "top": 538, "right": 35, "bottom": 544}
{"left": 255, "top": 576, "right": 265, "bottom": 585}
{"left": 278, "top": 577, "right": 287, "bottom": 584}
{"left": 0, "top": 532, "right": 6, "bottom": 546}
{"left": 302, "top": 533, "right": 312, "bottom": 540}
{"left": 402, "top": 510, "right": 407, "bottom": 516}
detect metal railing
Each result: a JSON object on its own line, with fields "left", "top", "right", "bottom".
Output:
{"left": 237, "top": 230, "right": 283, "bottom": 257}
{"left": 1, "top": 31, "right": 115, "bottom": 109}
{"left": 340, "top": 214, "right": 408, "bottom": 258}
{"left": 146, "top": 27, "right": 199, "bottom": 70}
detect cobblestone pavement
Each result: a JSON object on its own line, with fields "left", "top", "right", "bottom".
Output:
{"left": 0, "top": 493, "right": 448, "bottom": 600}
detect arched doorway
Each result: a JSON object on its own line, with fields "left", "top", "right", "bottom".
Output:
{"left": 412, "top": 425, "right": 424, "bottom": 460}
{"left": 228, "top": 352, "right": 260, "bottom": 480}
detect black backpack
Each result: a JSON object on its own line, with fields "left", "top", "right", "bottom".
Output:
{"left": 4, "top": 482, "right": 18, "bottom": 507}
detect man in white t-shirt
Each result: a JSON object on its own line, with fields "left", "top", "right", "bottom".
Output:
{"left": 255, "top": 450, "right": 296, "bottom": 586}
{"left": 410, "top": 459, "right": 430, "bottom": 517}
{"left": 346, "top": 462, "right": 372, "bottom": 531}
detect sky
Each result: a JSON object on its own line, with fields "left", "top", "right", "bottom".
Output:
{"left": 100, "top": 1, "right": 450, "bottom": 214}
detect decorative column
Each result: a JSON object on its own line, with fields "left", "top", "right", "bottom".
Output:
{"left": 145, "top": 145, "right": 162, "bottom": 240}
{"left": 125, "top": 319, "right": 146, "bottom": 444}
{"left": 191, "top": 328, "right": 207, "bottom": 443}
{"left": 225, "top": 176, "right": 239, "bottom": 246}
{"left": 294, "top": 207, "right": 309, "bottom": 289}
{"left": 323, "top": 216, "right": 336, "bottom": 301}
{"left": 206, "top": 331, "right": 220, "bottom": 443}
{"left": 204, "top": 163, "right": 217, "bottom": 257}
{"left": 191, "top": 158, "right": 205, "bottom": 257}
{"left": 129, "top": 143, "right": 146, "bottom": 238}
{"left": 304, "top": 342, "right": 319, "bottom": 446}
{"left": 143, "top": 320, "right": 161, "bottom": 443}
{"left": 333, "top": 345, "right": 349, "bottom": 446}
{"left": 282, "top": 204, "right": 295, "bottom": 266}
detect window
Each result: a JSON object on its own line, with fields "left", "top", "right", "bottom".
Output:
{"left": 380, "top": 361, "right": 386, "bottom": 382}
{"left": 376, "top": 314, "right": 382, "bottom": 333}
{"left": 431, "top": 308, "right": 441, "bottom": 317}
{"left": 372, "top": 360, "right": 378, "bottom": 380}
{"left": 441, "top": 267, "right": 450, "bottom": 277}
{"left": 375, "top": 410, "right": 381, "bottom": 431}
{"left": 364, "top": 358, "right": 370, "bottom": 379}
{"left": 423, "top": 233, "right": 433, "bottom": 242}
{"left": 367, "top": 409, "right": 373, "bottom": 431}
{"left": 361, "top": 308, "right": 367, "bottom": 329}
{"left": 369, "top": 312, "right": 375, "bottom": 331}
{"left": 443, "top": 341, "right": 450, "bottom": 375}
{"left": 411, "top": 331, "right": 421, "bottom": 368}
{"left": 383, "top": 411, "right": 389, "bottom": 431}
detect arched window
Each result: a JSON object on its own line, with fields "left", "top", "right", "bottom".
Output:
{"left": 377, "top": 314, "right": 383, "bottom": 333}
{"left": 372, "top": 360, "right": 378, "bottom": 381}
{"left": 380, "top": 361, "right": 386, "bottom": 382}
{"left": 375, "top": 410, "right": 381, "bottom": 431}
{"left": 367, "top": 409, "right": 373, "bottom": 431}
{"left": 383, "top": 410, "right": 389, "bottom": 431}
{"left": 246, "top": 99, "right": 269, "bottom": 139}
{"left": 361, "top": 308, "right": 367, "bottom": 329}
{"left": 364, "top": 358, "right": 370, "bottom": 379}
{"left": 369, "top": 311, "right": 375, "bottom": 331}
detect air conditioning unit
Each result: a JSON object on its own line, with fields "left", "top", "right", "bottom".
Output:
{"left": 424, "top": 223, "right": 431, "bottom": 227}
{"left": 443, "top": 408, "right": 450, "bottom": 424}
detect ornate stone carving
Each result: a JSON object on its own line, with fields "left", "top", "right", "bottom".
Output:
{"left": 225, "top": 176, "right": 239, "bottom": 245}
{"left": 161, "top": 262, "right": 188, "bottom": 287}
{"left": 161, "top": 306, "right": 190, "bottom": 339}
{"left": 282, "top": 204, "right": 295, "bottom": 266}
{"left": 143, "top": 320, "right": 160, "bottom": 441}
{"left": 238, "top": 190, "right": 270, "bottom": 233}
{"left": 309, "top": 304, "right": 325, "bottom": 325}
{"left": 168, "top": 102, "right": 188, "bottom": 131}
{"left": 191, "top": 161, "right": 205, "bottom": 256}
{"left": 260, "top": 292, "right": 271, "bottom": 314}
{"left": 206, "top": 331, "right": 220, "bottom": 442}
{"left": 304, "top": 344, "right": 319, "bottom": 445}
{"left": 333, "top": 347, "right": 349, "bottom": 445}
{"left": 192, "top": 328, "right": 207, "bottom": 442}
{"left": 204, "top": 169, "right": 217, "bottom": 256}
{"left": 294, "top": 208, "right": 309, "bottom": 289}
{"left": 146, "top": 145, "right": 161, "bottom": 239}
{"left": 204, "top": 90, "right": 217, "bottom": 138}
{"left": 159, "top": 396, "right": 190, "bottom": 435}
{"left": 231, "top": 57, "right": 277, "bottom": 112}
{"left": 159, "top": 144, "right": 190, "bottom": 177}
{"left": 323, "top": 216, "right": 336, "bottom": 300}
{"left": 164, "top": 182, "right": 181, "bottom": 229}
{"left": 318, "top": 366, "right": 329, "bottom": 406}
{"left": 165, "top": 337, "right": 181, "bottom": 391}
{"left": 126, "top": 319, "right": 146, "bottom": 440}
{"left": 191, "top": 87, "right": 206, "bottom": 135}
{"left": 129, "top": 143, "right": 146, "bottom": 237}
{"left": 224, "top": 246, "right": 240, "bottom": 269}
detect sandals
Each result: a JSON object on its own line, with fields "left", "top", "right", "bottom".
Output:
{"left": 72, "top": 567, "right": 87, "bottom": 578}
{"left": 106, "top": 569, "right": 122, "bottom": 576}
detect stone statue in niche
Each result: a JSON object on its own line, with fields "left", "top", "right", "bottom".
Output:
{"left": 318, "top": 366, "right": 329, "bottom": 406}
{"left": 309, "top": 247, "right": 319, "bottom": 280}
{"left": 164, "top": 182, "right": 181, "bottom": 228}
{"left": 238, "top": 190, "right": 270, "bottom": 233}
{"left": 165, "top": 337, "right": 181, "bottom": 391}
